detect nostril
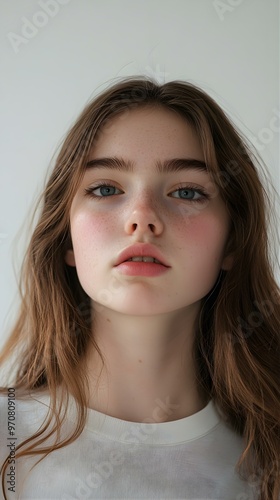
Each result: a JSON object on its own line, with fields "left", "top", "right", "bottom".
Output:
{"left": 131, "top": 223, "right": 155, "bottom": 232}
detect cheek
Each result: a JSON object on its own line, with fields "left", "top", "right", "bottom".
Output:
{"left": 176, "top": 212, "right": 229, "bottom": 265}
{"left": 175, "top": 214, "right": 230, "bottom": 298}
{"left": 71, "top": 211, "right": 114, "bottom": 262}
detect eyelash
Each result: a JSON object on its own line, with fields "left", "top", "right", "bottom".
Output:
{"left": 84, "top": 182, "right": 209, "bottom": 203}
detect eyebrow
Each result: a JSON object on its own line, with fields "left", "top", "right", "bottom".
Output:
{"left": 85, "top": 156, "right": 208, "bottom": 174}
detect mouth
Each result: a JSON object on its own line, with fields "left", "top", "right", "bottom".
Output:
{"left": 114, "top": 257, "right": 170, "bottom": 277}
{"left": 114, "top": 244, "right": 171, "bottom": 277}
{"left": 125, "top": 256, "right": 163, "bottom": 264}
{"left": 114, "top": 243, "right": 170, "bottom": 268}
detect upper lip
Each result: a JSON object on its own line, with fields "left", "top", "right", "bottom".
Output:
{"left": 114, "top": 243, "right": 170, "bottom": 267}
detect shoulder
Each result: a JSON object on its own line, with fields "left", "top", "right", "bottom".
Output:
{"left": 0, "top": 388, "right": 52, "bottom": 420}
{"left": 0, "top": 388, "right": 51, "bottom": 413}
{"left": 0, "top": 389, "right": 52, "bottom": 463}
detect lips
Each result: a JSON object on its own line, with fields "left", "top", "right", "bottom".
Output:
{"left": 114, "top": 243, "right": 170, "bottom": 267}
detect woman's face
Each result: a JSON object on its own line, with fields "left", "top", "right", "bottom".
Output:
{"left": 66, "top": 105, "right": 233, "bottom": 316}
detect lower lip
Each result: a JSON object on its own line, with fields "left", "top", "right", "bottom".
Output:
{"left": 115, "top": 261, "right": 170, "bottom": 277}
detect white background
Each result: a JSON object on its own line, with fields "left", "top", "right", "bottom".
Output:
{"left": 0, "top": 0, "right": 279, "bottom": 350}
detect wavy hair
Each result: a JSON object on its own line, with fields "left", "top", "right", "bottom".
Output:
{"left": 1, "top": 76, "right": 280, "bottom": 499}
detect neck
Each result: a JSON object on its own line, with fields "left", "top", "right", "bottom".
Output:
{"left": 83, "top": 302, "right": 208, "bottom": 423}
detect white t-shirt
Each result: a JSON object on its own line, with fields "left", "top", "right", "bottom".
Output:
{"left": 0, "top": 391, "right": 259, "bottom": 499}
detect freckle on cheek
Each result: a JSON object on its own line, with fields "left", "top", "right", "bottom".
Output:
{"left": 81, "top": 215, "right": 115, "bottom": 245}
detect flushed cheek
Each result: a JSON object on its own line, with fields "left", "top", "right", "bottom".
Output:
{"left": 71, "top": 211, "right": 115, "bottom": 264}
{"left": 176, "top": 214, "right": 229, "bottom": 266}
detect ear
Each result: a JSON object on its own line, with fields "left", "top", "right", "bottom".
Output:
{"left": 65, "top": 249, "right": 76, "bottom": 267}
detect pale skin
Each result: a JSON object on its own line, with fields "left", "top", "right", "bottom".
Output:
{"left": 65, "top": 105, "right": 234, "bottom": 423}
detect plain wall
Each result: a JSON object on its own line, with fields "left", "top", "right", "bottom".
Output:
{"left": 0, "top": 0, "right": 279, "bottom": 350}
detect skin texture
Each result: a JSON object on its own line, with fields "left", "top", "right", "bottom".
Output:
{"left": 65, "top": 106, "right": 234, "bottom": 423}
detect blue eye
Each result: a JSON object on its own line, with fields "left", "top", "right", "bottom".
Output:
{"left": 85, "top": 183, "right": 122, "bottom": 198}
{"left": 95, "top": 185, "right": 118, "bottom": 196}
{"left": 84, "top": 183, "right": 209, "bottom": 203}
{"left": 170, "top": 187, "right": 205, "bottom": 201}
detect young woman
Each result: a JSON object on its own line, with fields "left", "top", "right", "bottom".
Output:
{"left": 0, "top": 77, "right": 279, "bottom": 500}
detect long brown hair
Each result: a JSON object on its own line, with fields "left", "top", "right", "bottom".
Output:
{"left": 1, "top": 76, "right": 280, "bottom": 499}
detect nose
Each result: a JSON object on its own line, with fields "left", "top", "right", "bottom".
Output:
{"left": 124, "top": 195, "right": 164, "bottom": 236}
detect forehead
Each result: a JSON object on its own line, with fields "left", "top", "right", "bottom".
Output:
{"left": 90, "top": 105, "right": 204, "bottom": 161}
